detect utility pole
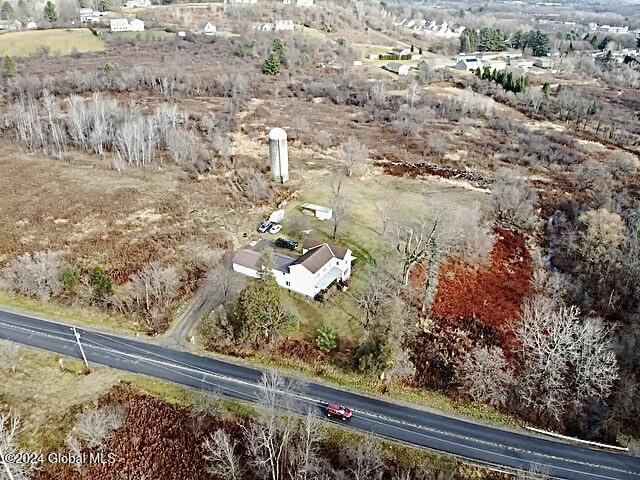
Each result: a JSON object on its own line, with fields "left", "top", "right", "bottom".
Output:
{"left": 72, "top": 326, "right": 90, "bottom": 372}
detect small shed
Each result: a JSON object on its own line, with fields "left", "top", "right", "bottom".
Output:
{"left": 302, "top": 203, "right": 333, "bottom": 221}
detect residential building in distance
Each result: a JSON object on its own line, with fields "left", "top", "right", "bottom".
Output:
{"left": 197, "top": 21, "right": 216, "bottom": 35}
{"left": 110, "top": 18, "right": 144, "bottom": 32}
{"left": 455, "top": 57, "right": 482, "bottom": 71}
{"left": 124, "top": 0, "right": 151, "bottom": 7}
{"left": 0, "top": 19, "right": 22, "bottom": 30}
{"left": 284, "top": 0, "right": 314, "bottom": 5}
{"left": 79, "top": 8, "right": 100, "bottom": 23}
{"left": 232, "top": 240, "right": 354, "bottom": 298}
{"left": 383, "top": 62, "right": 411, "bottom": 76}
{"left": 256, "top": 20, "right": 294, "bottom": 31}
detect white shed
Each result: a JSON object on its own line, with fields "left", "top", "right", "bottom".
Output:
{"left": 302, "top": 203, "right": 333, "bottom": 220}
{"left": 197, "top": 21, "right": 216, "bottom": 35}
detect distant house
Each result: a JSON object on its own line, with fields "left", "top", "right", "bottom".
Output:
{"left": 454, "top": 57, "right": 482, "bottom": 72}
{"left": 256, "top": 20, "right": 294, "bottom": 31}
{"left": 274, "top": 19, "right": 294, "bottom": 30}
{"left": 228, "top": 0, "right": 257, "bottom": 4}
{"left": 384, "top": 62, "right": 411, "bottom": 76}
{"left": 301, "top": 203, "right": 333, "bottom": 220}
{"left": 366, "top": 53, "right": 379, "bottom": 60}
{"left": 284, "top": 0, "right": 314, "bottom": 5}
{"left": 197, "top": 21, "right": 216, "bottom": 35}
{"left": 0, "top": 19, "right": 22, "bottom": 30}
{"left": 79, "top": 8, "right": 100, "bottom": 23}
{"left": 110, "top": 18, "right": 144, "bottom": 32}
{"left": 124, "top": 0, "right": 151, "bottom": 7}
{"left": 232, "top": 239, "right": 354, "bottom": 298}
{"left": 417, "top": 57, "right": 455, "bottom": 70}
{"left": 533, "top": 57, "right": 554, "bottom": 69}
{"left": 388, "top": 46, "right": 412, "bottom": 56}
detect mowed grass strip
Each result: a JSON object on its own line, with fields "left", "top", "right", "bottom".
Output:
{"left": 0, "top": 28, "right": 104, "bottom": 57}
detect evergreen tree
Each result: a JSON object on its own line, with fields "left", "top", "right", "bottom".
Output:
{"left": 542, "top": 82, "right": 551, "bottom": 98}
{"left": 89, "top": 266, "right": 112, "bottom": 300}
{"left": 233, "top": 273, "right": 297, "bottom": 344}
{"left": 43, "top": 0, "right": 57, "bottom": 23}
{"left": 474, "top": 66, "right": 481, "bottom": 77}
{"left": 0, "top": 1, "right": 13, "bottom": 20}
{"left": 3, "top": 55, "right": 16, "bottom": 77}
{"left": 512, "top": 30, "right": 523, "bottom": 49}
{"left": 272, "top": 37, "right": 285, "bottom": 63}
{"left": 418, "top": 46, "right": 423, "bottom": 55}
{"left": 481, "top": 65, "right": 491, "bottom": 80}
{"left": 410, "top": 43, "right": 414, "bottom": 53}
{"left": 597, "top": 35, "right": 612, "bottom": 51}
{"left": 589, "top": 34, "right": 598, "bottom": 48}
{"left": 262, "top": 52, "right": 280, "bottom": 75}
{"left": 460, "top": 29, "right": 477, "bottom": 53}
{"left": 637, "top": 34, "right": 640, "bottom": 49}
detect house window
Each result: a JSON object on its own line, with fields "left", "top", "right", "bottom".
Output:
{"left": 286, "top": 281, "right": 290, "bottom": 286}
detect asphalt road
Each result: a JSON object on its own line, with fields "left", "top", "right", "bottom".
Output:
{"left": 1, "top": 308, "right": 639, "bottom": 480}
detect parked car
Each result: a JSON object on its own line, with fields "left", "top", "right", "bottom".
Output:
{"left": 275, "top": 238, "right": 298, "bottom": 250}
{"left": 325, "top": 403, "right": 352, "bottom": 421}
{"left": 269, "top": 223, "right": 283, "bottom": 234}
{"left": 257, "top": 221, "right": 273, "bottom": 233}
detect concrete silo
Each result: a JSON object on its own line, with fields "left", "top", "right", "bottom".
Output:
{"left": 268, "top": 127, "right": 289, "bottom": 183}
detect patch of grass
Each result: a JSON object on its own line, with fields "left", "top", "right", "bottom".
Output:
{"left": 104, "top": 29, "right": 176, "bottom": 42}
{"left": 0, "top": 28, "right": 104, "bottom": 57}
{"left": 0, "top": 290, "right": 142, "bottom": 334}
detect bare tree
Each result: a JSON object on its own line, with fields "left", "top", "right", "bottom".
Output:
{"left": 1, "top": 251, "right": 67, "bottom": 301}
{"left": 203, "top": 429, "right": 243, "bottom": 480}
{"left": 0, "top": 414, "right": 30, "bottom": 480}
{"left": 490, "top": 168, "right": 539, "bottom": 231}
{"left": 339, "top": 137, "right": 368, "bottom": 177}
{"left": 341, "top": 436, "right": 384, "bottom": 480}
{"left": 246, "top": 371, "right": 321, "bottom": 480}
{"left": 457, "top": 346, "right": 514, "bottom": 408}
{"left": 72, "top": 405, "right": 124, "bottom": 450}
{"left": 373, "top": 195, "right": 398, "bottom": 237}
{"left": 354, "top": 263, "right": 396, "bottom": 337}
{"left": 447, "top": 207, "right": 495, "bottom": 266}
{"left": 330, "top": 173, "right": 347, "bottom": 239}
{"left": 515, "top": 295, "right": 618, "bottom": 423}
{"left": 121, "top": 262, "right": 180, "bottom": 324}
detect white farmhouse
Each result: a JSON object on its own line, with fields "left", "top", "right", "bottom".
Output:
{"left": 454, "top": 57, "right": 483, "bottom": 72}
{"left": 197, "top": 21, "right": 216, "bottom": 35}
{"left": 110, "top": 18, "right": 144, "bottom": 32}
{"left": 232, "top": 240, "right": 354, "bottom": 298}
{"left": 79, "top": 8, "right": 100, "bottom": 23}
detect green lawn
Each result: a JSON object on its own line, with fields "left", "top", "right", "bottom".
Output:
{"left": 0, "top": 28, "right": 104, "bottom": 57}
{"left": 280, "top": 173, "right": 489, "bottom": 345}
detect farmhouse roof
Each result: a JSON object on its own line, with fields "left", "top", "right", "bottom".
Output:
{"left": 291, "top": 244, "right": 335, "bottom": 273}
{"left": 302, "top": 239, "right": 349, "bottom": 260}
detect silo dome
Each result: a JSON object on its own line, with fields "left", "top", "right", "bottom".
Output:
{"left": 268, "top": 127, "right": 289, "bottom": 183}
{"left": 268, "top": 127, "right": 288, "bottom": 141}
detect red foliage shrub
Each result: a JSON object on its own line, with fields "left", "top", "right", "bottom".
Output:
{"left": 428, "top": 229, "right": 532, "bottom": 345}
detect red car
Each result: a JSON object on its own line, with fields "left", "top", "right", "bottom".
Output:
{"left": 325, "top": 403, "right": 353, "bottom": 421}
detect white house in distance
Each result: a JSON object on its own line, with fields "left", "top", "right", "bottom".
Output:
{"left": 232, "top": 240, "right": 354, "bottom": 298}
{"left": 110, "top": 18, "right": 144, "bottom": 32}
{"left": 284, "top": 0, "right": 314, "bottom": 5}
{"left": 79, "top": 8, "right": 100, "bottom": 23}
{"left": 0, "top": 19, "right": 22, "bottom": 30}
{"left": 197, "top": 21, "right": 216, "bottom": 35}
{"left": 384, "top": 62, "right": 411, "bottom": 76}
{"left": 256, "top": 20, "right": 294, "bottom": 31}
{"left": 125, "top": 0, "right": 151, "bottom": 7}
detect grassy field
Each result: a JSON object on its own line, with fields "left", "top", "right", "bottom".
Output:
{"left": 0, "top": 290, "right": 142, "bottom": 334}
{"left": 278, "top": 172, "right": 489, "bottom": 344}
{"left": 0, "top": 28, "right": 104, "bottom": 57}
